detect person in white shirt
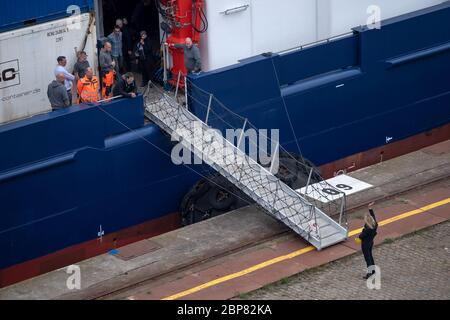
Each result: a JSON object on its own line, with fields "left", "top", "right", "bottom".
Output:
{"left": 54, "top": 56, "right": 75, "bottom": 106}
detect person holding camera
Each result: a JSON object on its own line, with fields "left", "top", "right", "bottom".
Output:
{"left": 135, "top": 31, "right": 154, "bottom": 87}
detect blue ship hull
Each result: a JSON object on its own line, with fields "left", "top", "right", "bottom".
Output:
{"left": 1, "top": 2, "right": 449, "bottom": 285}
{"left": 0, "top": 100, "right": 203, "bottom": 271}
{"left": 189, "top": 3, "right": 450, "bottom": 167}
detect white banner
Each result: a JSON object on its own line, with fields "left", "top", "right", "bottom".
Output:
{"left": 297, "top": 174, "right": 373, "bottom": 203}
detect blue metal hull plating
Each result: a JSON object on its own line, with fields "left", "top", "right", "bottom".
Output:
{"left": 189, "top": 2, "right": 450, "bottom": 166}
{"left": 1, "top": 3, "right": 450, "bottom": 273}
{"left": 0, "top": 100, "right": 201, "bottom": 270}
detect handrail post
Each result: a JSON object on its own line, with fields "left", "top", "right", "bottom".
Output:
{"left": 312, "top": 205, "right": 321, "bottom": 243}
{"left": 237, "top": 119, "right": 248, "bottom": 150}
{"left": 303, "top": 167, "right": 314, "bottom": 195}
{"left": 339, "top": 193, "right": 346, "bottom": 227}
{"left": 174, "top": 71, "right": 182, "bottom": 101}
{"left": 269, "top": 142, "right": 280, "bottom": 175}
{"left": 205, "top": 94, "right": 213, "bottom": 125}
{"left": 162, "top": 44, "right": 168, "bottom": 88}
{"left": 184, "top": 76, "right": 188, "bottom": 110}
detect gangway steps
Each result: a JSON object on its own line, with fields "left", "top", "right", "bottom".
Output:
{"left": 145, "top": 93, "right": 348, "bottom": 250}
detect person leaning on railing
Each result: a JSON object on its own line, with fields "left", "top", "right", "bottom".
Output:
{"left": 112, "top": 72, "right": 137, "bottom": 99}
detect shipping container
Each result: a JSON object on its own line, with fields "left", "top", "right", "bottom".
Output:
{"left": 0, "top": 0, "right": 444, "bottom": 123}
{"left": 0, "top": 13, "right": 97, "bottom": 124}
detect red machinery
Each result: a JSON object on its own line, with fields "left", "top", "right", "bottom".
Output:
{"left": 158, "top": 0, "right": 206, "bottom": 82}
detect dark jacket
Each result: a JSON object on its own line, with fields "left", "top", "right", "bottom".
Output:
{"left": 112, "top": 77, "right": 137, "bottom": 98}
{"left": 359, "top": 209, "right": 378, "bottom": 243}
{"left": 121, "top": 25, "right": 134, "bottom": 55}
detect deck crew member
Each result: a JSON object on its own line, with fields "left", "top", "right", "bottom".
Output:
{"left": 54, "top": 56, "right": 75, "bottom": 106}
{"left": 112, "top": 72, "right": 137, "bottom": 99}
{"left": 135, "top": 31, "right": 154, "bottom": 88}
{"left": 120, "top": 18, "right": 134, "bottom": 73}
{"left": 167, "top": 37, "right": 202, "bottom": 74}
{"left": 77, "top": 67, "right": 99, "bottom": 103}
{"left": 73, "top": 51, "right": 90, "bottom": 83}
{"left": 100, "top": 41, "right": 116, "bottom": 100}
{"left": 357, "top": 202, "right": 378, "bottom": 280}
{"left": 47, "top": 73, "right": 70, "bottom": 111}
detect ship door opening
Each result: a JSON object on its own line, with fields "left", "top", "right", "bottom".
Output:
{"left": 95, "top": 0, "right": 162, "bottom": 84}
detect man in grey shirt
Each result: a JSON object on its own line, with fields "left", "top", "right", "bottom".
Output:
{"left": 171, "top": 37, "right": 202, "bottom": 74}
{"left": 99, "top": 41, "right": 116, "bottom": 75}
{"left": 73, "top": 51, "right": 90, "bottom": 79}
{"left": 47, "top": 73, "right": 70, "bottom": 111}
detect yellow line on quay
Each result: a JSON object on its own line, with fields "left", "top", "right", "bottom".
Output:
{"left": 163, "top": 198, "right": 450, "bottom": 300}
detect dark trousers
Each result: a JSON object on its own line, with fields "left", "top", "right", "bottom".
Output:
{"left": 67, "top": 90, "right": 72, "bottom": 106}
{"left": 122, "top": 52, "right": 132, "bottom": 73}
{"left": 112, "top": 56, "right": 123, "bottom": 80}
{"left": 362, "top": 241, "right": 375, "bottom": 268}
{"left": 138, "top": 59, "right": 153, "bottom": 87}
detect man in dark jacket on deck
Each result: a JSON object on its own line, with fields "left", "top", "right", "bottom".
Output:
{"left": 112, "top": 72, "right": 137, "bottom": 99}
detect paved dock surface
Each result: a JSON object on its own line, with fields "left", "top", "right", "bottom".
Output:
{"left": 113, "top": 178, "right": 450, "bottom": 300}
{"left": 1, "top": 140, "right": 449, "bottom": 300}
{"left": 245, "top": 221, "right": 450, "bottom": 300}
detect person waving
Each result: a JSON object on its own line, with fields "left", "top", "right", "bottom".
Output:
{"left": 356, "top": 202, "right": 378, "bottom": 279}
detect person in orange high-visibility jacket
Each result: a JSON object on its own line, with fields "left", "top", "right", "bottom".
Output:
{"left": 102, "top": 69, "right": 115, "bottom": 100}
{"left": 77, "top": 67, "right": 100, "bottom": 103}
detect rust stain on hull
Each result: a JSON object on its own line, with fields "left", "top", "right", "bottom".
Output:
{"left": 0, "top": 212, "right": 180, "bottom": 288}
{"left": 320, "top": 123, "right": 450, "bottom": 178}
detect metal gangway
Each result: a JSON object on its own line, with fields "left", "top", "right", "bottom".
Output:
{"left": 144, "top": 84, "right": 348, "bottom": 250}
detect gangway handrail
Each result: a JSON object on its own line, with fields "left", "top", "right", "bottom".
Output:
{"left": 145, "top": 82, "right": 349, "bottom": 249}
{"left": 183, "top": 79, "right": 347, "bottom": 225}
